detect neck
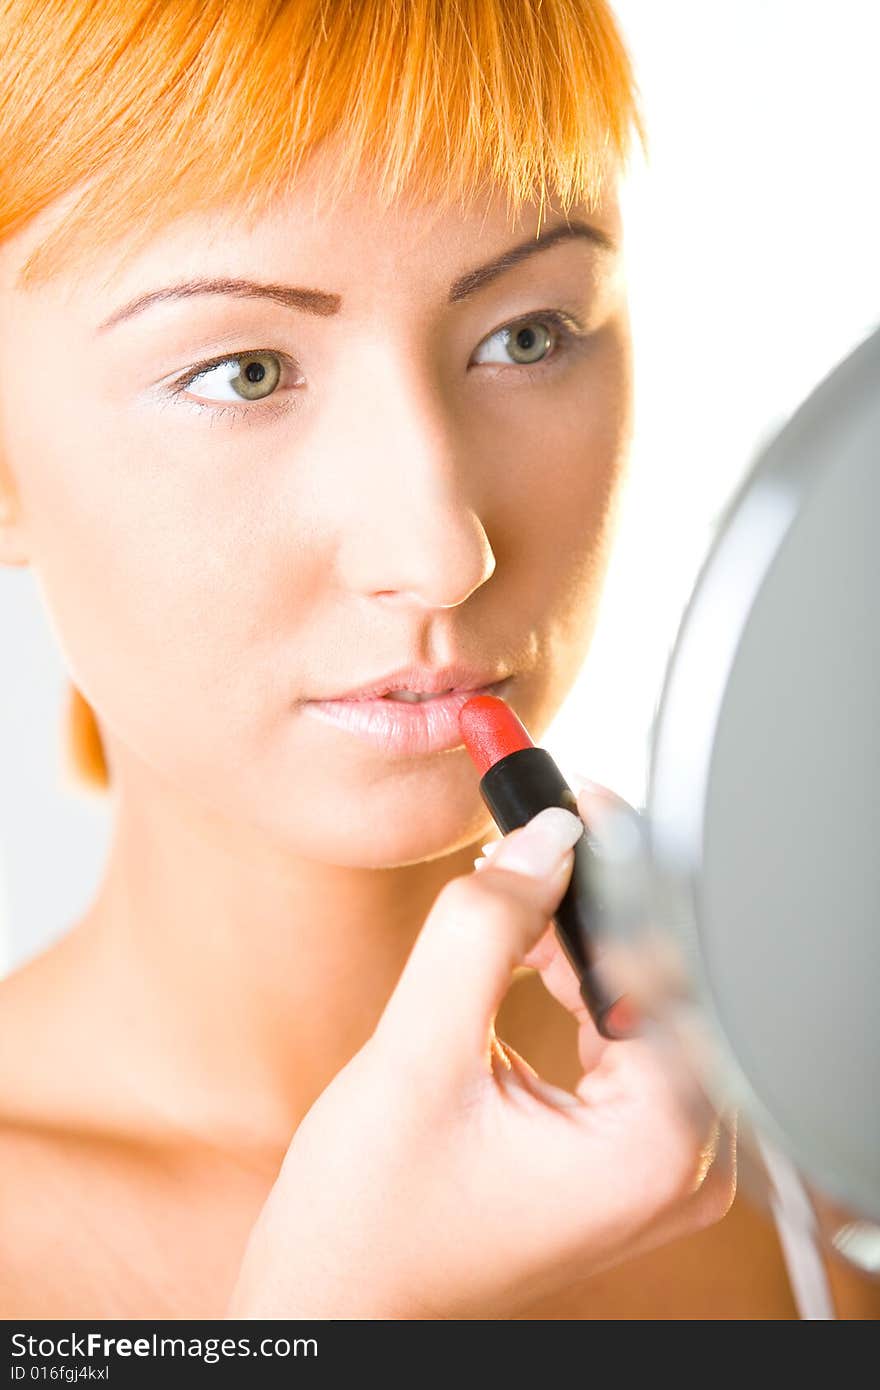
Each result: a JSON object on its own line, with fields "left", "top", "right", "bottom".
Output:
{"left": 69, "top": 757, "right": 482, "bottom": 1160}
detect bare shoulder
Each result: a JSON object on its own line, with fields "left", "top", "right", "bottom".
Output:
{"left": 0, "top": 949, "right": 87, "bottom": 1314}
{"left": 0, "top": 940, "right": 141, "bottom": 1315}
{"left": 0, "top": 1066, "right": 186, "bottom": 1317}
{"left": 0, "top": 949, "right": 269, "bottom": 1319}
{"left": 0, "top": 1114, "right": 73, "bottom": 1316}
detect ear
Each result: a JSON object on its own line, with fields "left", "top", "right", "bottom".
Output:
{"left": 0, "top": 475, "right": 29, "bottom": 568}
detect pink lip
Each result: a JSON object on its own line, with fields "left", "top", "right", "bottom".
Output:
{"left": 302, "top": 678, "right": 513, "bottom": 756}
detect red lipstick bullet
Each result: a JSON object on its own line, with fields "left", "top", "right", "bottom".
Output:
{"left": 459, "top": 694, "right": 636, "bottom": 1041}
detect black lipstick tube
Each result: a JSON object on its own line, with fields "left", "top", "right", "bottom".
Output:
{"left": 479, "top": 746, "right": 632, "bottom": 1040}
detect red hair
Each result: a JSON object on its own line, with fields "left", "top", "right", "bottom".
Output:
{"left": 0, "top": 0, "right": 645, "bottom": 790}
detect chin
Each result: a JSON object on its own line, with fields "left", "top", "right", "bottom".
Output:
{"left": 271, "top": 773, "right": 494, "bottom": 869}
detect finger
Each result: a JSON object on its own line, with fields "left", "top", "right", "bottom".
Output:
{"left": 574, "top": 784, "right": 652, "bottom": 1042}
{"left": 521, "top": 780, "right": 645, "bottom": 1065}
{"left": 569, "top": 1110, "right": 737, "bottom": 1279}
{"left": 519, "top": 922, "right": 609, "bottom": 1066}
{"left": 521, "top": 921, "right": 557, "bottom": 972}
{"left": 624, "top": 1107, "right": 738, "bottom": 1256}
{"left": 374, "top": 808, "right": 584, "bottom": 1086}
{"left": 573, "top": 777, "right": 641, "bottom": 844}
{"left": 533, "top": 937, "right": 610, "bottom": 1073}
{"left": 571, "top": 772, "right": 633, "bottom": 803}
{"left": 491, "top": 1035, "right": 582, "bottom": 1110}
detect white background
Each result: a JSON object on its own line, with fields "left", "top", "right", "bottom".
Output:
{"left": 2, "top": 1, "right": 879, "bottom": 972}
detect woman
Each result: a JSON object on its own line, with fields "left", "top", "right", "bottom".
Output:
{"left": 0, "top": 0, "right": 871, "bottom": 1319}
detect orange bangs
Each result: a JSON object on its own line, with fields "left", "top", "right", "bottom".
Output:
{"left": 1, "top": 0, "right": 645, "bottom": 793}
{"left": 1, "top": 0, "right": 646, "bottom": 288}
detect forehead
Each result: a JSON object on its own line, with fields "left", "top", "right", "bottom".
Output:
{"left": 0, "top": 159, "right": 622, "bottom": 319}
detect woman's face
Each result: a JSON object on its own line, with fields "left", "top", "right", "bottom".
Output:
{"left": 0, "top": 168, "right": 632, "bottom": 866}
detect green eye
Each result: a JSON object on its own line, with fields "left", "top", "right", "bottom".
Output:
{"left": 505, "top": 322, "right": 553, "bottom": 364}
{"left": 182, "top": 351, "right": 283, "bottom": 403}
{"left": 233, "top": 353, "right": 281, "bottom": 399}
{"left": 472, "top": 315, "right": 571, "bottom": 369}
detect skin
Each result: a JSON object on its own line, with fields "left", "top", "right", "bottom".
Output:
{"left": 0, "top": 159, "right": 875, "bottom": 1318}
{"left": 0, "top": 162, "right": 632, "bottom": 1142}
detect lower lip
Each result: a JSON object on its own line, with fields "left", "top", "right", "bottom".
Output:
{"left": 302, "top": 678, "right": 513, "bottom": 756}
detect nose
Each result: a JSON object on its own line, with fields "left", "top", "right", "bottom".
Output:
{"left": 329, "top": 356, "right": 497, "bottom": 610}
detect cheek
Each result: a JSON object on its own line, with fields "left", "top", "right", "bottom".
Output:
{"left": 480, "top": 322, "right": 633, "bottom": 693}
{"left": 480, "top": 320, "right": 631, "bottom": 543}
{"left": 1, "top": 354, "right": 326, "bottom": 786}
{"left": 535, "top": 321, "right": 632, "bottom": 529}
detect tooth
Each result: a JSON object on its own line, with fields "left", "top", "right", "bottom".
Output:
{"left": 385, "top": 689, "right": 454, "bottom": 703}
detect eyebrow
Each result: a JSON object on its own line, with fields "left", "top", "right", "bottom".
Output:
{"left": 447, "top": 219, "right": 615, "bottom": 302}
{"left": 95, "top": 218, "right": 615, "bottom": 332}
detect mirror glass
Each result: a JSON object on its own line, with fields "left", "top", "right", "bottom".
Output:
{"left": 598, "top": 325, "right": 880, "bottom": 1230}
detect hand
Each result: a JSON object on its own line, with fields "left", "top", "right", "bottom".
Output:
{"left": 227, "top": 786, "right": 735, "bottom": 1320}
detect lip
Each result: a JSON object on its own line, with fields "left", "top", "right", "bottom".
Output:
{"left": 302, "top": 677, "right": 514, "bottom": 756}
{"left": 319, "top": 663, "right": 513, "bottom": 702}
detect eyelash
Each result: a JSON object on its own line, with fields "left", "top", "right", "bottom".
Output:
{"left": 165, "top": 309, "right": 588, "bottom": 423}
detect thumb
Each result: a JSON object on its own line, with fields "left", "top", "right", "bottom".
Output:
{"left": 373, "top": 807, "right": 584, "bottom": 1087}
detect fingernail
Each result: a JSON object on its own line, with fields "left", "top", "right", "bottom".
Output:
{"left": 490, "top": 807, "right": 584, "bottom": 880}
{"left": 481, "top": 840, "right": 501, "bottom": 858}
{"left": 571, "top": 772, "right": 609, "bottom": 796}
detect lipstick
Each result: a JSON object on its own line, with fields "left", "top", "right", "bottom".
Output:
{"left": 303, "top": 677, "right": 514, "bottom": 758}
{"left": 459, "top": 694, "right": 636, "bottom": 1041}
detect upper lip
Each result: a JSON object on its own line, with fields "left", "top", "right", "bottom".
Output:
{"left": 314, "top": 664, "right": 511, "bottom": 701}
